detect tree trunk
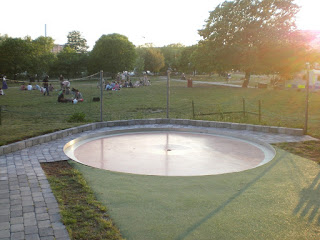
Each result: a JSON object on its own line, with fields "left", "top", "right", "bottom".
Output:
{"left": 242, "top": 71, "right": 250, "bottom": 88}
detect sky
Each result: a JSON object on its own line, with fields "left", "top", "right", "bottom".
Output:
{"left": 1, "top": 0, "right": 319, "bottom": 50}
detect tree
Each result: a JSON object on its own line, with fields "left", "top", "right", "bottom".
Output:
{"left": 199, "top": 0, "right": 300, "bottom": 87}
{"left": 178, "top": 45, "right": 197, "bottom": 74}
{"left": 29, "top": 37, "right": 55, "bottom": 78}
{"left": 66, "top": 31, "right": 89, "bottom": 53}
{"left": 0, "top": 37, "right": 33, "bottom": 78}
{"left": 144, "top": 48, "right": 165, "bottom": 73}
{"left": 160, "top": 43, "right": 184, "bottom": 71}
{"left": 52, "top": 46, "right": 88, "bottom": 78}
{"left": 134, "top": 47, "right": 146, "bottom": 74}
{"left": 88, "top": 33, "right": 136, "bottom": 76}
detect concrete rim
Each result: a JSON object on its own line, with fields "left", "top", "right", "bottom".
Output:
{"left": 64, "top": 127, "right": 276, "bottom": 176}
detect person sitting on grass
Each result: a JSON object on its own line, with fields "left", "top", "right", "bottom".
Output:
{"left": 20, "top": 83, "right": 26, "bottom": 90}
{"left": 113, "top": 82, "right": 120, "bottom": 91}
{"left": 105, "top": 82, "right": 112, "bottom": 90}
{"left": 27, "top": 83, "right": 33, "bottom": 91}
{"left": 49, "top": 84, "right": 54, "bottom": 92}
{"left": 58, "top": 90, "right": 72, "bottom": 103}
{"left": 74, "top": 89, "right": 84, "bottom": 102}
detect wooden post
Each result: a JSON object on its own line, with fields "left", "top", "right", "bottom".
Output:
{"left": 259, "top": 100, "right": 261, "bottom": 123}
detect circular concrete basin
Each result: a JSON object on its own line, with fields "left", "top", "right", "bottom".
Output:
{"left": 64, "top": 128, "right": 275, "bottom": 176}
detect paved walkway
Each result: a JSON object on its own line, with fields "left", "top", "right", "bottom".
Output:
{"left": 0, "top": 124, "right": 317, "bottom": 240}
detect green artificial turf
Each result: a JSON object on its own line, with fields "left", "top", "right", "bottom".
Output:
{"left": 70, "top": 148, "right": 320, "bottom": 240}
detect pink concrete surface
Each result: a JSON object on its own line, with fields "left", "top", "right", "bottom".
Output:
{"left": 73, "top": 132, "right": 265, "bottom": 176}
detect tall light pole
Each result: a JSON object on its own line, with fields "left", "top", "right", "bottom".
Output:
{"left": 304, "top": 62, "right": 310, "bottom": 135}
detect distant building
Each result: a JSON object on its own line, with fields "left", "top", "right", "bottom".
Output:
{"left": 51, "top": 44, "right": 65, "bottom": 54}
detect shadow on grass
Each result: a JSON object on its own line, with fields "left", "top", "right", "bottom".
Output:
{"left": 175, "top": 150, "right": 287, "bottom": 240}
{"left": 293, "top": 172, "right": 320, "bottom": 225}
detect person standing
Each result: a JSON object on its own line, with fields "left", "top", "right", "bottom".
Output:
{"left": 59, "top": 74, "right": 64, "bottom": 90}
{"left": 43, "top": 75, "right": 49, "bottom": 96}
{"left": 2, "top": 76, "right": 8, "bottom": 90}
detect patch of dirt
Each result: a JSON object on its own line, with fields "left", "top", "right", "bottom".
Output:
{"left": 273, "top": 140, "right": 320, "bottom": 164}
{"left": 41, "top": 161, "right": 72, "bottom": 176}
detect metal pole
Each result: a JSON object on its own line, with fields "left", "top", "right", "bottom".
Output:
{"left": 192, "top": 100, "right": 195, "bottom": 119}
{"left": 166, "top": 69, "right": 171, "bottom": 119}
{"left": 242, "top": 98, "right": 246, "bottom": 118}
{"left": 258, "top": 100, "right": 261, "bottom": 123}
{"left": 304, "top": 63, "right": 310, "bottom": 135}
{"left": 100, "top": 70, "right": 103, "bottom": 122}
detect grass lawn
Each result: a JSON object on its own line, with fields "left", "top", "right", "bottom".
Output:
{"left": 1, "top": 75, "right": 320, "bottom": 146}
{"left": 69, "top": 148, "right": 320, "bottom": 240}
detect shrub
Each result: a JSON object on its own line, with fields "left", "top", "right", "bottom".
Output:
{"left": 67, "top": 112, "right": 86, "bottom": 123}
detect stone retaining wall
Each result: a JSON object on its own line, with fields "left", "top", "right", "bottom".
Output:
{"left": 0, "top": 119, "right": 304, "bottom": 156}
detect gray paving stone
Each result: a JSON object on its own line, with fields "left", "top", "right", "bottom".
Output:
{"left": 0, "top": 222, "right": 9, "bottom": 230}
{"left": 10, "top": 231, "right": 24, "bottom": 240}
{"left": 25, "top": 225, "right": 38, "bottom": 235}
{"left": 0, "top": 215, "right": 9, "bottom": 223}
{"left": 36, "top": 213, "right": 49, "bottom": 221}
{"left": 40, "top": 236, "right": 54, "bottom": 240}
{"left": 25, "top": 234, "right": 40, "bottom": 240}
{"left": 38, "top": 227, "right": 53, "bottom": 237}
{"left": 37, "top": 220, "right": 50, "bottom": 229}
{"left": 49, "top": 214, "right": 60, "bottom": 223}
{"left": 24, "top": 218, "right": 37, "bottom": 227}
{"left": 0, "top": 229, "right": 10, "bottom": 238}
{"left": 10, "top": 223, "right": 24, "bottom": 232}
{"left": 10, "top": 217, "right": 23, "bottom": 225}
{"left": 23, "top": 206, "right": 35, "bottom": 213}
{"left": 53, "top": 228, "right": 69, "bottom": 238}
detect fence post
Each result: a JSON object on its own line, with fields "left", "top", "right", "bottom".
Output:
{"left": 166, "top": 69, "right": 171, "bottom": 119}
{"left": 259, "top": 100, "right": 261, "bottom": 123}
{"left": 192, "top": 100, "right": 195, "bottom": 119}
{"left": 304, "top": 63, "right": 310, "bottom": 135}
{"left": 100, "top": 70, "right": 103, "bottom": 122}
{"left": 242, "top": 98, "right": 246, "bottom": 118}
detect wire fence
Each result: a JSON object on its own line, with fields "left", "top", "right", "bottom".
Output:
{"left": 1, "top": 76, "right": 320, "bottom": 139}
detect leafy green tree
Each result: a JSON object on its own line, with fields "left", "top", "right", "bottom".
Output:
{"left": 52, "top": 46, "right": 88, "bottom": 78}
{"left": 178, "top": 45, "right": 197, "bottom": 74}
{"left": 199, "top": 0, "right": 300, "bottom": 87}
{"left": 88, "top": 33, "right": 136, "bottom": 76}
{"left": 160, "top": 43, "right": 184, "bottom": 71}
{"left": 144, "top": 48, "right": 165, "bottom": 73}
{"left": 66, "top": 31, "right": 89, "bottom": 53}
{"left": 29, "top": 37, "right": 55, "bottom": 78}
{"left": 134, "top": 47, "right": 146, "bottom": 74}
{"left": 0, "top": 37, "right": 33, "bottom": 78}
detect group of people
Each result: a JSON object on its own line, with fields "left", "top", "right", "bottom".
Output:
{"left": 20, "top": 81, "right": 54, "bottom": 93}
{"left": 104, "top": 80, "right": 134, "bottom": 90}
{"left": 101, "top": 73, "right": 151, "bottom": 91}
{"left": 15, "top": 74, "right": 84, "bottom": 104}
{"left": 58, "top": 87, "right": 84, "bottom": 103}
